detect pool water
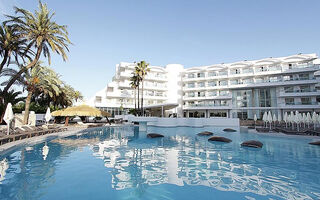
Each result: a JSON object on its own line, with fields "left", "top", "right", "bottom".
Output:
{"left": 0, "top": 126, "right": 320, "bottom": 200}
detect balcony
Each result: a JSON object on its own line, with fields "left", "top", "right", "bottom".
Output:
{"left": 281, "top": 101, "right": 320, "bottom": 109}
{"left": 184, "top": 103, "right": 231, "bottom": 110}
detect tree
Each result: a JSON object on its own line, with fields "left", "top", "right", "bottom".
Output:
{"left": 0, "top": 24, "right": 31, "bottom": 74}
{"left": 135, "top": 61, "right": 150, "bottom": 116}
{"left": 130, "top": 74, "right": 139, "bottom": 111}
{"left": 0, "top": 89, "right": 25, "bottom": 123}
{"left": 22, "top": 63, "right": 61, "bottom": 124}
{"left": 2, "top": 1, "right": 71, "bottom": 94}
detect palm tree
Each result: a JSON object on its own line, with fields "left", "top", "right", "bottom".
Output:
{"left": 2, "top": 1, "right": 71, "bottom": 94}
{"left": 0, "top": 24, "right": 31, "bottom": 74}
{"left": 0, "top": 89, "right": 25, "bottom": 123}
{"left": 135, "top": 61, "right": 150, "bottom": 116}
{"left": 22, "top": 63, "right": 61, "bottom": 124}
{"left": 132, "top": 70, "right": 141, "bottom": 112}
{"left": 130, "top": 74, "right": 139, "bottom": 110}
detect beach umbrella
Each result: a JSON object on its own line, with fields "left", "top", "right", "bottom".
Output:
{"left": 284, "top": 112, "right": 288, "bottom": 128}
{"left": 45, "top": 107, "right": 52, "bottom": 123}
{"left": 272, "top": 113, "right": 277, "bottom": 127}
{"left": 268, "top": 111, "right": 272, "bottom": 129}
{"left": 254, "top": 114, "right": 257, "bottom": 128}
{"left": 312, "top": 112, "right": 317, "bottom": 130}
{"left": 262, "top": 112, "right": 267, "bottom": 127}
{"left": 298, "top": 113, "right": 303, "bottom": 128}
{"left": 277, "top": 113, "right": 282, "bottom": 123}
{"left": 302, "top": 113, "right": 306, "bottom": 128}
{"left": 294, "top": 112, "right": 300, "bottom": 131}
{"left": 3, "top": 103, "right": 14, "bottom": 135}
{"left": 42, "top": 143, "right": 49, "bottom": 160}
{"left": 52, "top": 105, "right": 111, "bottom": 126}
{"left": 0, "top": 159, "right": 9, "bottom": 182}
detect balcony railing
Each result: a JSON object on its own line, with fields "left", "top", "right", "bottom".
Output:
{"left": 284, "top": 89, "right": 317, "bottom": 93}
{"left": 186, "top": 103, "right": 229, "bottom": 107}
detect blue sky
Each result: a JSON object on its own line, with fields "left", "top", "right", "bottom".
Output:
{"left": 1, "top": 0, "right": 320, "bottom": 98}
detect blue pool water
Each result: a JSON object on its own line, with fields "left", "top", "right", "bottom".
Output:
{"left": 0, "top": 126, "right": 320, "bottom": 200}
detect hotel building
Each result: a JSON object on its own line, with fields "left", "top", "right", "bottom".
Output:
{"left": 88, "top": 53, "right": 320, "bottom": 119}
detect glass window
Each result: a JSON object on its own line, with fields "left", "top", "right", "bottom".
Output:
{"left": 198, "top": 92, "right": 205, "bottom": 97}
{"left": 208, "top": 81, "right": 216, "bottom": 87}
{"left": 198, "top": 82, "right": 205, "bottom": 87}
{"left": 285, "top": 98, "right": 295, "bottom": 105}
{"left": 284, "top": 86, "right": 294, "bottom": 93}
{"left": 208, "top": 71, "right": 217, "bottom": 77}
{"left": 243, "top": 79, "right": 253, "bottom": 84}
{"left": 197, "top": 73, "right": 205, "bottom": 78}
{"left": 300, "top": 85, "right": 310, "bottom": 92}
{"left": 218, "top": 71, "right": 228, "bottom": 76}
{"left": 188, "top": 92, "right": 195, "bottom": 97}
{"left": 219, "top": 80, "right": 227, "bottom": 86}
{"left": 187, "top": 83, "right": 195, "bottom": 88}
{"left": 301, "top": 97, "right": 311, "bottom": 105}
{"left": 255, "top": 78, "right": 264, "bottom": 83}
{"left": 230, "top": 79, "right": 239, "bottom": 85}
{"left": 269, "top": 76, "right": 279, "bottom": 82}
{"left": 283, "top": 75, "right": 294, "bottom": 81}
{"left": 243, "top": 68, "right": 253, "bottom": 73}
{"left": 220, "top": 90, "right": 228, "bottom": 96}
{"left": 95, "top": 96, "right": 102, "bottom": 103}
{"left": 299, "top": 74, "right": 309, "bottom": 80}
{"left": 187, "top": 74, "right": 195, "bottom": 78}
{"left": 208, "top": 91, "right": 217, "bottom": 96}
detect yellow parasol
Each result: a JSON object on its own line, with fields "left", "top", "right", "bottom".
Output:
{"left": 52, "top": 105, "right": 111, "bottom": 125}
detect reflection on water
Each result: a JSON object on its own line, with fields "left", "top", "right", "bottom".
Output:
{"left": 0, "top": 159, "right": 9, "bottom": 183}
{"left": 0, "top": 125, "right": 319, "bottom": 200}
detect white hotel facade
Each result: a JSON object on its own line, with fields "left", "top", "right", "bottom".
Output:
{"left": 88, "top": 53, "right": 320, "bottom": 119}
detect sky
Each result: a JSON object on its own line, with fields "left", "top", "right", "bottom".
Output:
{"left": 0, "top": 0, "right": 320, "bottom": 99}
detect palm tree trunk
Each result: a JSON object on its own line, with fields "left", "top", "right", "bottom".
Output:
{"left": 141, "top": 80, "right": 144, "bottom": 116}
{"left": 134, "top": 88, "right": 136, "bottom": 110}
{"left": 3, "top": 44, "right": 43, "bottom": 94}
{"left": 137, "top": 84, "right": 140, "bottom": 113}
{"left": 0, "top": 50, "right": 9, "bottom": 74}
{"left": 23, "top": 91, "right": 33, "bottom": 125}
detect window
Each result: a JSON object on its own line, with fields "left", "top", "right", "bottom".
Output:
{"left": 188, "top": 74, "right": 195, "bottom": 78}
{"left": 300, "top": 85, "right": 310, "bottom": 92}
{"left": 220, "top": 90, "right": 228, "bottom": 96}
{"left": 219, "top": 80, "right": 227, "bottom": 86}
{"left": 197, "top": 73, "right": 205, "bottom": 78}
{"left": 218, "top": 71, "right": 228, "bottom": 76}
{"left": 208, "top": 71, "right": 217, "bottom": 77}
{"left": 188, "top": 92, "right": 195, "bottom": 97}
{"left": 255, "top": 78, "right": 264, "bottom": 83}
{"left": 301, "top": 97, "right": 311, "bottom": 105}
{"left": 198, "top": 82, "right": 205, "bottom": 87}
{"left": 243, "top": 78, "right": 253, "bottom": 84}
{"left": 243, "top": 68, "right": 253, "bottom": 73}
{"left": 284, "top": 86, "right": 294, "bottom": 93}
{"left": 285, "top": 98, "right": 294, "bottom": 105}
{"left": 187, "top": 83, "right": 195, "bottom": 88}
{"left": 299, "top": 74, "right": 309, "bottom": 80}
{"left": 208, "top": 81, "right": 216, "bottom": 87}
{"left": 198, "top": 92, "right": 205, "bottom": 97}
{"left": 208, "top": 91, "right": 217, "bottom": 96}
{"left": 95, "top": 96, "right": 102, "bottom": 103}
{"left": 269, "top": 76, "right": 279, "bottom": 82}
{"left": 283, "top": 75, "right": 294, "bottom": 81}
{"left": 230, "top": 79, "right": 239, "bottom": 85}
{"left": 230, "top": 69, "right": 240, "bottom": 75}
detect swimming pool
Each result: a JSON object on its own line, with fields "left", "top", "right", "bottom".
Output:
{"left": 0, "top": 126, "right": 319, "bottom": 200}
